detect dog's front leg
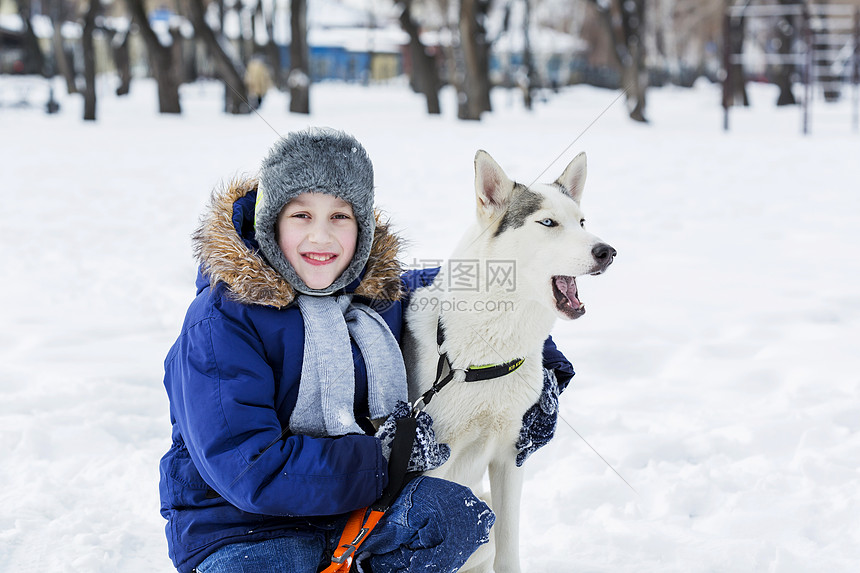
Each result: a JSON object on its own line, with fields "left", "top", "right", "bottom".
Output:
{"left": 488, "top": 458, "right": 525, "bottom": 573}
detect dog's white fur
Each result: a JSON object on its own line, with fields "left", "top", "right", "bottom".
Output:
{"left": 403, "top": 151, "right": 612, "bottom": 573}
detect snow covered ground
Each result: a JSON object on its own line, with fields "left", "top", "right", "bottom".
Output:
{"left": 1, "top": 76, "right": 858, "bottom": 572}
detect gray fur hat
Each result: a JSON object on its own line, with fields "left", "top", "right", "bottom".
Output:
{"left": 255, "top": 127, "right": 376, "bottom": 295}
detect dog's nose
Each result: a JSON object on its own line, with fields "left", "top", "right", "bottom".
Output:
{"left": 591, "top": 243, "right": 616, "bottom": 272}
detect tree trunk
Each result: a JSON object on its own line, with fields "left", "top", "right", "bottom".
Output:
{"left": 458, "top": 0, "right": 490, "bottom": 120}
{"left": 187, "top": 0, "right": 251, "bottom": 114}
{"left": 235, "top": 1, "right": 248, "bottom": 65}
{"left": 263, "top": 2, "right": 282, "bottom": 88}
{"left": 82, "top": 0, "right": 100, "bottom": 121}
{"left": 622, "top": 55, "right": 648, "bottom": 122}
{"left": 398, "top": 0, "right": 441, "bottom": 114}
{"left": 590, "top": 0, "right": 649, "bottom": 122}
{"left": 113, "top": 29, "right": 132, "bottom": 96}
{"left": 50, "top": 0, "right": 78, "bottom": 94}
{"left": 618, "top": 0, "right": 648, "bottom": 122}
{"left": 475, "top": 0, "right": 492, "bottom": 113}
{"left": 170, "top": 27, "right": 185, "bottom": 85}
{"left": 522, "top": 0, "right": 536, "bottom": 110}
{"left": 774, "top": 0, "right": 799, "bottom": 105}
{"left": 264, "top": 40, "right": 282, "bottom": 90}
{"left": 251, "top": 0, "right": 262, "bottom": 59}
{"left": 725, "top": 12, "right": 750, "bottom": 107}
{"left": 16, "top": 0, "right": 46, "bottom": 75}
{"left": 289, "top": 0, "right": 310, "bottom": 114}
{"left": 128, "top": 0, "right": 182, "bottom": 113}
{"left": 216, "top": 0, "right": 225, "bottom": 31}
{"left": 445, "top": 38, "right": 469, "bottom": 118}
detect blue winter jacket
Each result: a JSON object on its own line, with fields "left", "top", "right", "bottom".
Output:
{"left": 159, "top": 180, "right": 574, "bottom": 572}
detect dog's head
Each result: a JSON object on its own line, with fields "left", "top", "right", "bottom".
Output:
{"left": 473, "top": 150, "right": 615, "bottom": 320}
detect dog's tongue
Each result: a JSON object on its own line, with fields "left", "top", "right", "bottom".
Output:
{"left": 554, "top": 276, "right": 583, "bottom": 309}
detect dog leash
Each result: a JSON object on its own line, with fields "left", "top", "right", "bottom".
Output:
{"left": 321, "top": 417, "right": 417, "bottom": 573}
{"left": 412, "top": 317, "right": 526, "bottom": 413}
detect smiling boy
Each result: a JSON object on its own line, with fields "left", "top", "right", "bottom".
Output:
{"left": 159, "top": 128, "right": 498, "bottom": 573}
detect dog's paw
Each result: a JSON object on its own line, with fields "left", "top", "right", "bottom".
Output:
{"left": 515, "top": 368, "right": 559, "bottom": 467}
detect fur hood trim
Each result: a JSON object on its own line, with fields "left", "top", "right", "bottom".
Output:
{"left": 192, "top": 178, "right": 403, "bottom": 308}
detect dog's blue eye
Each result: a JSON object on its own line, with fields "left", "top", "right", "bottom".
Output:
{"left": 538, "top": 218, "right": 558, "bottom": 228}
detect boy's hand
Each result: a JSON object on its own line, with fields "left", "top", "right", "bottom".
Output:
{"left": 376, "top": 401, "right": 450, "bottom": 472}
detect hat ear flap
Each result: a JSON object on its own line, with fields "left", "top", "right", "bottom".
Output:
{"left": 254, "top": 181, "right": 267, "bottom": 231}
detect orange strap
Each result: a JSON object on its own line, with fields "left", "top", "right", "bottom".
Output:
{"left": 322, "top": 416, "right": 417, "bottom": 571}
{"left": 320, "top": 507, "right": 385, "bottom": 573}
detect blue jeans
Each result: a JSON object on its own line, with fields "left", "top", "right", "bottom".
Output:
{"left": 194, "top": 476, "right": 494, "bottom": 573}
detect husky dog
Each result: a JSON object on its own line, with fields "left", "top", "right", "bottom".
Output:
{"left": 402, "top": 150, "right": 615, "bottom": 573}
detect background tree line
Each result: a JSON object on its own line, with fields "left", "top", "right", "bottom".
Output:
{"left": 11, "top": 0, "right": 840, "bottom": 123}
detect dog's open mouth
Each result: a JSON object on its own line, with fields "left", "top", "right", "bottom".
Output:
{"left": 552, "top": 275, "right": 586, "bottom": 319}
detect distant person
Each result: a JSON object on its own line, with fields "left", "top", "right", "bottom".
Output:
{"left": 244, "top": 57, "right": 272, "bottom": 109}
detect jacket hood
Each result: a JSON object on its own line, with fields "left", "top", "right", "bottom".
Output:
{"left": 192, "top": 178, "right": 403, "bottom": 308}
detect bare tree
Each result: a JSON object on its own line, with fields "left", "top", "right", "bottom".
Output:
{"left": 723, "top": 7, "right": 750, "bottom": 107}
{"left": 15, "top": 0, "right": 47, "bottom": 75}
{"left": 521, "top": 0, "right": 537, "bottom": 109}
{"left": 261, "top": 0, "right": 282, "bottom": 88}
{"left": 397, "top": 0, "right": 441, "bottom": 114}
{"left": 588, "top": 0, "right": 649, "bottom": 122}
{"left": 49, "top": 0, "right": 78, "bottom": 94}
{"left": 127, "top": 0, "right": 182, "bottom": 113}
{"left": 112, "top": 28, "right": 133, "bottom": 96}
{"left": 250, "top": 0, "right": 260, "bottom": 59}
{"left": 82, "top": 0, "right": 100, "bottom": 120}
{"left": 233, "top": 0, "right": 249, "bottom": 64}
{"left": 458, "top": 0, "right": 492, "bottom": 120}
{"left": 289, "top": 0, "right": 310, "bottom": 114}
{"left": 773, "top": 0, "right": 801, "bottom": 105}
{"left": 186, "top": 0, "right": 251, "bottom": 114}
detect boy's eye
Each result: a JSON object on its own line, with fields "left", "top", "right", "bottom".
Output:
{"left": 537, "top": 218, "right": 558, "bottom": 228}
{"left": 332, "top": 213, "right": 352, "bottom": 220}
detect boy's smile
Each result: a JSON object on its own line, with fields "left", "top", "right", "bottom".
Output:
{"left": 276, "top": 192, "right": 358, "bottom": 290}
{"left": 302, "top": 252, "right": 338, "bottom": 265}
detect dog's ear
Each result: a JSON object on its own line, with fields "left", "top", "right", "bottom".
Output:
{"left": 474, "top": 150, "right": 515, "bottom": 218}
{"left": 555, "top": 152, "right": 587, "bottom": 204}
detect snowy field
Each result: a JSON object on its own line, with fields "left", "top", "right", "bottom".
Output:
{"left": 1, "top": 75, "right": 858, "bottom": 572}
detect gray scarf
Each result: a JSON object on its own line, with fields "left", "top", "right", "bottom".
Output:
{"left": 290, "top": 294, "right": 407, "bottom": 438}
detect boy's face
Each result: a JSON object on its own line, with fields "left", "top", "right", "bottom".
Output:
{"left": 276, "top": 192, "right": 359, "bottom": 290}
